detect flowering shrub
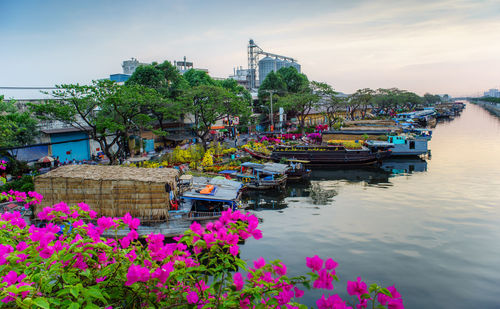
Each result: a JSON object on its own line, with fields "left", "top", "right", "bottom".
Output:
{"left": 281, "top": 133, "right": 303, "bottom": 140}
{"left": 0, "top": 162, "right": 43, "bottom": 211}
{"left": 316, "top": 124, "right": 328, "bottom": 132}
{"left": 0, "top": 203, "right": 404, "bottom": 308}
{"left": 241, "top": 142, "right": 271, "bottom": 156}
{"left": 201, "top": 151, "right": 214, "bottom": 167}
{"left": 307, "top": 133, "right": 322, "bottom": 142}
{"left": 0, "top": 161, "right": 404, "bottom": 308}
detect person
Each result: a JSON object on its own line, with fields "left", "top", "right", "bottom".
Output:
{"left": 234, "top": 136, "right": 238, "bottom": 147}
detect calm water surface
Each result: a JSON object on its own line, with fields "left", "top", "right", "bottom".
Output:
{"left": 240, "top": 103, "right": 500, "bottom": 308}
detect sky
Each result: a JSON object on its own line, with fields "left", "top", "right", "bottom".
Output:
{"left": 1, "top": 0, "right": 500, "bottom": 99}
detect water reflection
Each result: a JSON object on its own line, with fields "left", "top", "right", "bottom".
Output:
{"left": 244, "top": 158, "right": 429, "bottom": 208}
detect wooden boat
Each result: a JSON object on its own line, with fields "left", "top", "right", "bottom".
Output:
{"left": 286, "top": 159, "right": 311, "bottom": 181}
{"left": 242, "top": 147, "right": 271, "bottom": 160}
{"left": 270, "top": 145, "right": 392, "bottom": 165}
{"left": 171, "top": 176, "right": 244, "bottom": 221}
{"left": 235, "top": 162, "right": 288, "bottom": 190}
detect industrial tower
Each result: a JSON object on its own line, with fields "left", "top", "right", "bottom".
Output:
{"left": 247, "top": 39, "right": 298, "bottom": 89}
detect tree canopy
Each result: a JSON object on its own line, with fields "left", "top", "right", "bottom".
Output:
{"left": 181, "top": 85, "right": 250, "bottom": 148}
{"left": 0, "top": 96, "right": 39, "bottom": 149}
{"left": 30, "top": 80, "right": 154, "bottom": 164}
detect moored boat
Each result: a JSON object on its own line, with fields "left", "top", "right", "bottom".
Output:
{"left": 172, "top": 175, "right": 244, "bottom": 221}
{"left": 285, "top": 159, "right": 311, "bottom": 181}
{"left": 235, "top": 162, "right": 288, "bottom": 190}
{"left": 270, "top": 145, "right": 392, "bottom": 165}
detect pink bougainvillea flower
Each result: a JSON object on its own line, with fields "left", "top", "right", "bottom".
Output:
{"left": 294, "top": 287, "right": 304, "bottom": 298}
{"left": 347, "top": 277, "right": 368, "bottom": 298}
{"left": 0, "top": 244, "right": 14, "bottom": 265}
{"left": 316, "top": 294, "right": 350, "bottom": 309}
{"left": 378, "top": 285, "right": 403, "bottom": 307}
{"left": 233, "top": 272, "right": 244, "bottom": 291}
{"left": 152, "top": 262, "right": 174, "bottom": 284}
{"left": 125, "top": 264, "right": 150, "bottom": 286}
{"left": 186, "top": 291, "right": 198, "bottom": 304}
{"left": 306, "top": 255, "right": 323, "bottom": 272}
{"left": 229, "top": 244, "right": 239, "bottom": 257}
{"left": 15, "top": 241, "right": 28, "bottom": 252}
{"left": 123, "top": 212, "right": 140, "bottom": 230}
{"left": 273, "top": 262, "right": 287, "bottom": 276}
{"left": 387, "top": 298, "right": 405, "bottom": 309}
{"left": 325, "top": 258, "right": 338, "bottom": 271}
{"left": 96, "top": 276, "right": 107, "bottom": 283}
{"left": 253, "top": 257, "right": 266, "bottom": 269}
{"left": 313, "top": 268, "right": 334, "bottom": 290}
{"left": 251, "top": 229, "right": 263, "bottom": 240}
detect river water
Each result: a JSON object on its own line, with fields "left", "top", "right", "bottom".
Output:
{"left": 240, "top": 102, "right": 500, "bottom": 308}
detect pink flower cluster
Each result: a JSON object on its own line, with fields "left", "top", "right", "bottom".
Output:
{"left": 316, "top": 124, "right": 328, "bottom": 132}
{"left": 307, "top": 133, "right": 322, "bottom": 141}
{"left": 0, "top": 196, "right": 404, "bottom": 308}
{"left": 281, "top": 133, "right": 303, "bottom": 140}
{"left": 0, "top": 190, "right": 43, "bottom": 210}
{"left": 260, "top": 136, "right": 281, "bottom": 144}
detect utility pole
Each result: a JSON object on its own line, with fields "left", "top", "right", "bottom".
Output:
{"left": 263, "top": 90, "right": 277, "bottom": 131}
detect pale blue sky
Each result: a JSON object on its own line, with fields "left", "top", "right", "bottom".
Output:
{"left": 1, "top": 0, "right": 500, "bottom": 98}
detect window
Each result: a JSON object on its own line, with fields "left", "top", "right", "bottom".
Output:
{"left": 409, "top": 141, "right": 415, "bottom": 149}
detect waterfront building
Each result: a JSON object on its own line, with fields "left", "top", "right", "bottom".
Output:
{"left": 483, "top": 88, "right": 500, "bottom": 98}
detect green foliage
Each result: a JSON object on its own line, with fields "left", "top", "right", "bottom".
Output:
{"left": 29, "top": 80, "right": 154, "bottom": 165}
{"left": 183, "top": 69, "right": 216, "bottom": 87}
{"left": 181, "top": 85, "right": 251, "bottom": 147}
{"left": 0, "top": 96, "right": 39, "bottom": 148}
{"left": 1, "top": 174, "right": 35, "bottom": 192}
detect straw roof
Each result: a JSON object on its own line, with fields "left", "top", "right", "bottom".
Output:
{"left": 37, "top": 165, "right": 179, "bottom": 183}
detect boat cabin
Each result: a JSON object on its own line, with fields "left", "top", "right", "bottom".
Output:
{"left": 236, "top": 162, "right": 288, "bottom": 189}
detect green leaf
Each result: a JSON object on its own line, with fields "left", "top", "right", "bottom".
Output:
{"left": 369, "top": 283, "right": 379, "bottom": 293}
{"left": 87, "top": 287, "right": 106, "bottom": 302}
{"left": 70, "top": 288, "right": 79, "bottom": 298}
{"left": 380, "top": 288, "right": 393, "bottom": 297}
{"left": 33, "top": 298, "right": 50, "bottom": 309}
{"left": 68, "top": 302, "right": 80, "bottom": 309}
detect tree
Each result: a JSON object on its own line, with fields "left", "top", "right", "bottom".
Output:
{"left": 257, "top": 71, "right": 287, "bottom": 101}
{"left": 423, "top": 93, "right": 442, "bottom": 105}
{"left": 348, "top": 88, "right": 375, "bottom": 120}
{"left": 277, "top": 66, "right": 309, "bottom": 94}
{"left": 182, "top": 85, "right": 248, "bottom": 149}
{"left": 183, "top": 69, "right": 216, "bottom": 87}
{"left": 126, "top": 61, "right": 188, "bottom": 145}
{"left": 218, "top": 79, "right": 253, "bottom": 132}
{"left": 30, "top": 80, "right": 154, "bottom": 165}
{"left": 277, "top": 81, "right": 322, "bottom": 134}
{"left": 313, "top": 83, "right": 346, "bottom": 128}
{"left": 0, "top": 96, "right": 39, "bottom": 149}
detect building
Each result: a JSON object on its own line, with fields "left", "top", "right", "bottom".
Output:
{"left": 228, "top": 66, "right": 251, "bottom": 89}
{"left": 174, "top": 56, "right": 209, "bottom": 75}
{"left": 484, "top": 88, "right": 500, "bottom": 98}
{"left": 258, "top": 57, "right": 301, "bottom": 84}
{"left": 109, "top": 58, "right": 149, "bottom": 83}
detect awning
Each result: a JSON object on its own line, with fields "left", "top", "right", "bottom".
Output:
{"left": 210, "top": 125, "right": 225, "bottom": 130}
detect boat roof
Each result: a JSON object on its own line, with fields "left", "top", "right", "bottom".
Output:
{"left": 241, "top": 162, "right": 264, "bottom": 169}
{"left": 365, "top": 140, "right": 394, "bottom": 147}
{"left": 240, "top": 162, "right": 289, "bottom": 174}
{"left": 181, "top": 177, "right": 242, "bottom": 201}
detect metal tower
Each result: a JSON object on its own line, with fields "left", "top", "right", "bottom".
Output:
{"left": 247, "top": 39, "right": 298, "bottom": 90}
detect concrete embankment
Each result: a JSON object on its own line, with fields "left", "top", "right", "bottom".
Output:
{"left": 473, "top": 101, "right": 500, "bottom": 116}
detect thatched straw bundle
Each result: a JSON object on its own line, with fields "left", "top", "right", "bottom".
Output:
{"left": 35, "top": 165, "right": 180, "bottom": 222}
